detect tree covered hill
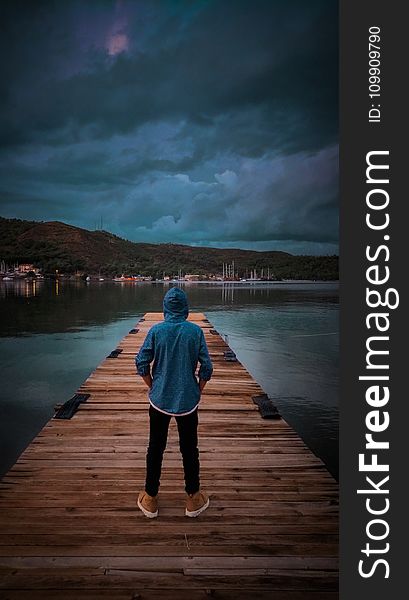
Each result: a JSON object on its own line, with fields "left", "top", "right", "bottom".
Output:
{"left": 0, "top": 217, "right": 338, "bottom": 280}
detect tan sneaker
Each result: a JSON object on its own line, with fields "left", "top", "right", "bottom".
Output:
{"left": 185, "top": 490, "right": 210, "bottom": 517}
{"left": 137, "top": 491, "right": 158, "bottom": 518}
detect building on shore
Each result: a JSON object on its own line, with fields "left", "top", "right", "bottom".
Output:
{"left": 184, "top": 274, "right": 201, "bottom": 281}
{"left": 16, "top": 263, "right": 40, "bottom": 275}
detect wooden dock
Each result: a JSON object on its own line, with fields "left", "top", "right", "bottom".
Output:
{"left": 0, "top": 312, "right": 338, "bottom": 599}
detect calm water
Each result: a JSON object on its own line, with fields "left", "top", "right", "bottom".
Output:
{"left": 0, "top": 280, "right": 339, "bottom": 478}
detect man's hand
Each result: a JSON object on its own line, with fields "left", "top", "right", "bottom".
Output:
{"left": 142, "top": 374, "right": 152, "bottom": 389}
{"left": 199, "top": 379, "right": 207, "bottom": 393}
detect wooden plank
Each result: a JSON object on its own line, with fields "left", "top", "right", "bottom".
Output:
{"left": 0, "top": 556, "right": 339, "bottom": 570}
{"left": 0, "top": 568, "right": 338, "bottom": 591}
{"left": 0, "top": 591, "right": 339, "bottom": 600}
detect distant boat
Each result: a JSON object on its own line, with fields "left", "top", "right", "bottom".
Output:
{"left": 99, "top": 278, "right": 104, "bottom": 281}
{"left": 113, "top": 276, "right": 138, "bottom": 282}
{"left": 2, "top": 276, "right": 13, "bottom": 281}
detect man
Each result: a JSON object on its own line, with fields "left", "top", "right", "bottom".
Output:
{"left": 135, "top": 287, "right": 213, "bottom": 518}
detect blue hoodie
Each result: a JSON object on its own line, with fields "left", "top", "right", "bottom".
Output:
{"left": 135, "top": 287, "right": 213, "bottom": 415}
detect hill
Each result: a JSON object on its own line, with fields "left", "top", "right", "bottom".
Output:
{"left": 0, "top": 217, "right": 338, "bottom": 280}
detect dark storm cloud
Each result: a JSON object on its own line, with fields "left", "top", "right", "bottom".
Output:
{"left": 0, "top": 0, "right": 338, "bottom": 254}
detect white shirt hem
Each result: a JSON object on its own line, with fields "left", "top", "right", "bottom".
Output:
{"left": 149, "top": 399, "right": 199, "bottom": 417}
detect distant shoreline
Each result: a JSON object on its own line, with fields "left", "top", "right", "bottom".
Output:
{"left": 1, "top": 277, "right": 339, "bottom": 285}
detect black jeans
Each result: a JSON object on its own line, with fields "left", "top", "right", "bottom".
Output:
{"left": 145, "top": 404, "right": 200, "bottom": 497}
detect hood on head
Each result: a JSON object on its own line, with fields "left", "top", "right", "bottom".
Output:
{"left": 163, "top": 287, "right": 189, "bottom": 322}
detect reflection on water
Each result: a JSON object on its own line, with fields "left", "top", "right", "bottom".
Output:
{"left": 0, "top": 280, "right": 339, "bottom": 478}
{"left": 0, "top": 278, "right": 41, "bottom": 299}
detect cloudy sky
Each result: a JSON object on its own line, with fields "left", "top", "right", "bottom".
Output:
{"left": 0, "top": 0, "right": 338, "bottom": 255}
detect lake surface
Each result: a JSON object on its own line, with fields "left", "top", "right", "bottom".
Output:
{"left": 0, "top": 280, "right": 339, "bottom": 478}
